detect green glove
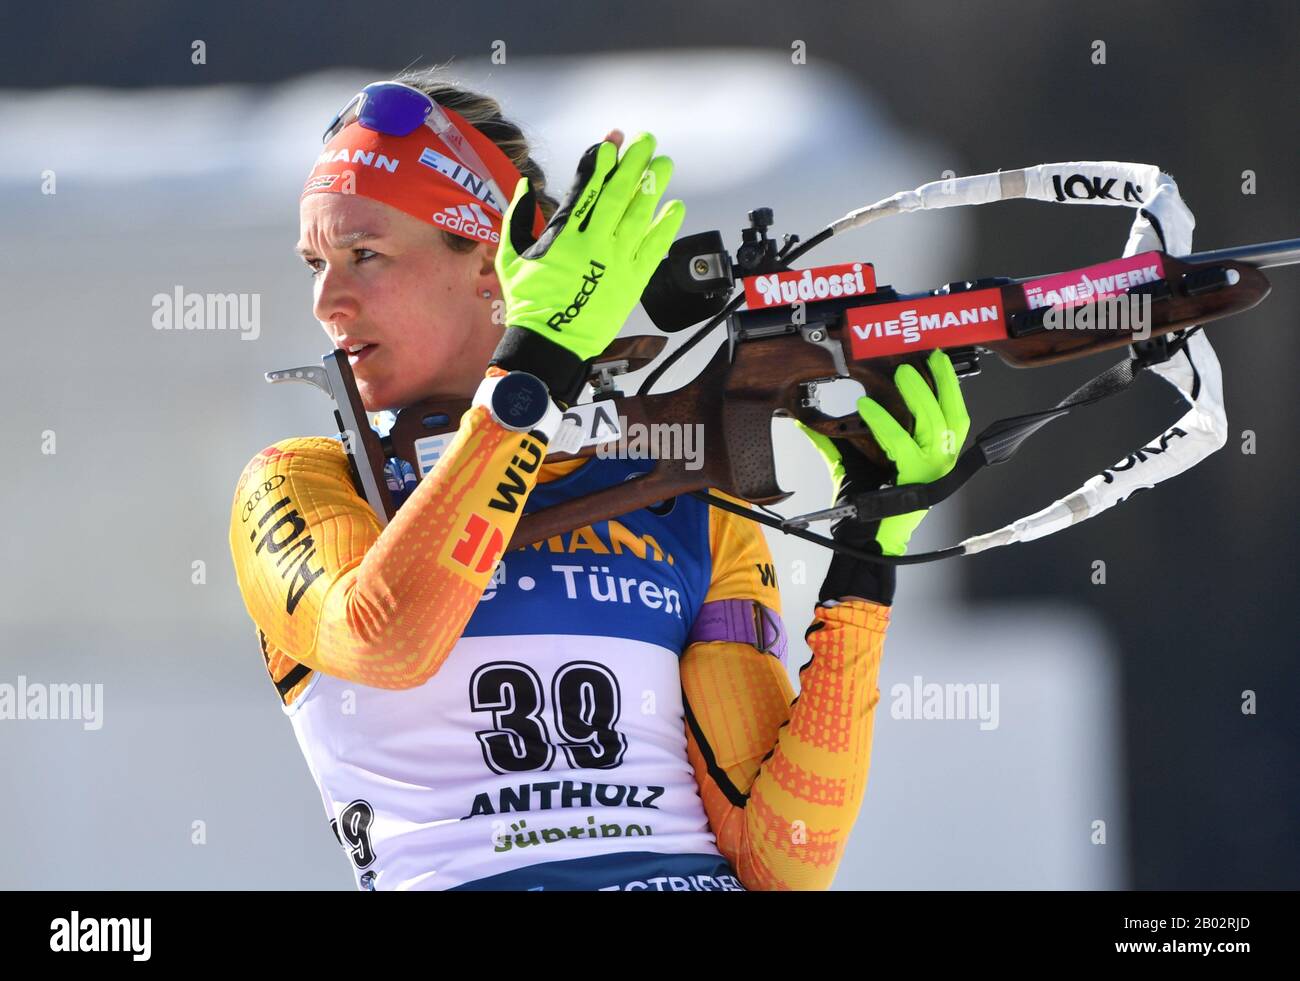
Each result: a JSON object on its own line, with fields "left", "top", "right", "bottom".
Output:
{"left": 494, "top": 132, "right": 685, "bottom": 375}
{"left": 798, "top": 349, "right": 971, "bottom": 557}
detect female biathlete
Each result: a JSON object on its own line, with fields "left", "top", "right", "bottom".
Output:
{"left": 229, "top": 70, "right": 970, "bottom": 891}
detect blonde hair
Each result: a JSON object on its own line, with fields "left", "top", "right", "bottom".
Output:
{"left": 393, "top": 65, "right": 558, "bottom": 253}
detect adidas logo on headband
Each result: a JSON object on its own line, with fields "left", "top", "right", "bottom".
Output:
{"left": 433, "top": 203, "right": 500, "bottom": 244}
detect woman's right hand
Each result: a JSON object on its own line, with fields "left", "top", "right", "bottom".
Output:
{"left": 490, "top": 131, "right": 685, "bottom": 402}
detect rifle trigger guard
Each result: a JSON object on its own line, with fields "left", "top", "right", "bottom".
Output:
{"left": 800, "top": 324, "right": 849, "bottom": 378}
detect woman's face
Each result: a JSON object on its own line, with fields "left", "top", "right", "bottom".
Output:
{"left": 297, "top": 193, "right": 503, "bottom": 410}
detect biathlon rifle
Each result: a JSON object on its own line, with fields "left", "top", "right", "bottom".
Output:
{"left": 267, "top": 162, "right": 1299, "bottom": 565}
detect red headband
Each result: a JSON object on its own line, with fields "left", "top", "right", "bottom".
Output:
{"left": 301, "top": 109, "right": 546, "bottom": 246}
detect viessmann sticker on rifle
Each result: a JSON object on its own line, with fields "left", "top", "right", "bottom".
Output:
{"left": 1020, "top": 251, "right": 1166, "bottom": 311}
{"left": 742, "top": 262, "right": 876, "bottom": 309}
{"left": 846, "top": 289, "right": 1006, "bottom": 359}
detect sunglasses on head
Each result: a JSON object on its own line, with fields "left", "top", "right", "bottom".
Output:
{"left": 323, "top": 81, "right": 510, "bottom": 214}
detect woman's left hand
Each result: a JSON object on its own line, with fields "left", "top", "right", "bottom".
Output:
{"left": 798, "top": 348, "right": 970, "bottom": 557}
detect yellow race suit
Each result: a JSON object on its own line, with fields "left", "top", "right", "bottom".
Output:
{"left": 230, "top": 378, "right": 890, "bottom": 890}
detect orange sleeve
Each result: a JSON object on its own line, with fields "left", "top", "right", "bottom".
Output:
{"left": 680, "top": 496, "right": 890, "bottom": 889}
{"left": 228, "top": 393, "right": 547, "bottom": 690}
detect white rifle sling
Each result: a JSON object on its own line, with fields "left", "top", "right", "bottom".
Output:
{"left": 826, "top": 161, "right": 1226, "bottom": 555}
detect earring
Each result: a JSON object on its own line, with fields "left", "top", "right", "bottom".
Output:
{"left": 481, "top": 289, "right": 492, "bottom": 299}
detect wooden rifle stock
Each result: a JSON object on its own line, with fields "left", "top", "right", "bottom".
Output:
{"left": 344, "top": 250, "right": 1271, "bottom": 549}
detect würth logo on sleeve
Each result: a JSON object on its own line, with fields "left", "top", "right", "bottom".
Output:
{"left": 450, "top": 512, "right": 505, "bottom": 574}
{"left": 743, "top": 262, "right": 876, "bottom": 309}
{"left": 488, "top": 435, "right": 544, "bottom": 514}
{"left": 846, "top": 289, "right": 1006, "bottom": 359}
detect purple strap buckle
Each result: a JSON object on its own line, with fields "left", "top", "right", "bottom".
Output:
{"left": 687, "top": 599, "right": 788, "bottom": 665}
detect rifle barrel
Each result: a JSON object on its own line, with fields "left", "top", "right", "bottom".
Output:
{"left": 1181, "top": 237, "right": 1300, "bottom": 269}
